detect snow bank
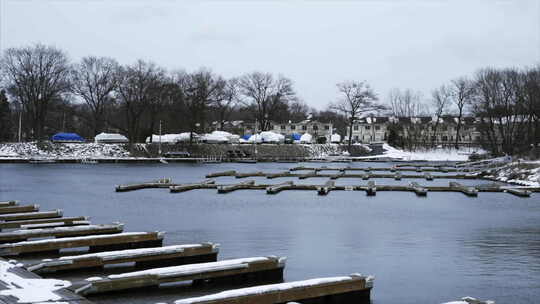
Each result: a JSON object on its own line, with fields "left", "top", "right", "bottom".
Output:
{"left": 377, "top": 144, "right": 484, "bottom": 161}
{"left": 0, "top": 260, "right": 71, "bottom": 302}
{"left": 485, "top": 161, "right": 540, "bottom": 187}
{"left": 0, "top": 142, "right": 129, "bottom": 158}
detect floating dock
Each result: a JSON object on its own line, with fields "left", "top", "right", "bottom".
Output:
{"left": 0, "top": 216, "right": 89, "bottom": 231}
{"left": 29, "top": 243, "right": 219, "bottom": 274}
{"left": 74, "top": 256, "right": 286, "bottom": 296}
{"left": 0, "top": 231, "right": 164, "bottom": 256}
{"left": 0, "top": 204, "right": 39, "bottom": 214}
{"left": 0, "top": 223, "right": 124, "bottom": 243}
{"left": 174, "top": 274, "right": 373, "bottom": 304}
{"left": 0, "top": 209, "right": 63, "bottom": 221}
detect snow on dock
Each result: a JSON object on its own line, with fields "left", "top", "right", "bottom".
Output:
{"left": 29, "top": 243, "right": 219, "bottom": 274}
{"left": 174, "top": 274, "right": 373, "bottom": 304}
{"left": 0, "top": 231, "right": 164, "bottom": 256}
{"left": 0, "top": 209, "right": 63, "bottom": 222}
{"left": 0, "top": 258, "right": 93, "bottom": 304}
{"left": 0, "top": 223, "right": 124, "bottom": 243}
{"left": 0, "top": 216, "right": 89, "bottom": 230}
{"left": 0, "top": 204, "right": 39, "bottom": 214}
{"left": 0, "top": 201, "right": 18, "bottom": 207}
{"left": 74, "top": 256, "right": 286, "bottom": 295}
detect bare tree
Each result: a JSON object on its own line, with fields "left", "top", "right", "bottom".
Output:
{"left": 71, "top": 56, "right": 118, "bottom": 136}
{"left": 330, "top": 81, "right": 380, "bottom": 148}
{"left": 239, "top": 72, "right": 296, "bottom": 131}
{"left": 0, "top": 44, "right": 71, "bottom": 140}
{"left": 449, "top": 77, "right": 475, "bottom": 149}
{"left": 116, "top": 60, "right": 165, "bottom": 143}
{"left": 431, "top": 85, "right": 451, "bottom": 147}
{"left": 388, "top": 88, "right": 424, "bottom": 117}
{"left": 213, "top": 77, "right": 239, "bottom": 130}
{"left": 174, "top": 69, "right": 225, "bottom": 143}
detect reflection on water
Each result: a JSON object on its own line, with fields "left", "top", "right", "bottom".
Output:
{"left": 0, "top": 163, "right": 539, "bottom": 304}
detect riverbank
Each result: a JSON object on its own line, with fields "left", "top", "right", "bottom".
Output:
{"left": 484, "top": 161, "right": 540, "bottom": 187}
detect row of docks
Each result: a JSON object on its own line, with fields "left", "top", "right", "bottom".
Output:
{"left": 115, "top": 177, "right": 535, "bottom": 198}
{"left": 0, "top": 199, "right": 373, "bottom": 304}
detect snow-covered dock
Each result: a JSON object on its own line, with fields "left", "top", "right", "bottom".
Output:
{"left": 74, "top": 256, "right": 286, "bottom": 296}
{"left": 0, "top": 204, "right": 39, "bottom": 214}
{"left": 0, "top": 216, "right": 89, "bottom": 231}
{"left": 0, "top": 258, "right": 94, "bottom": 304}
{"left": 174, "top": 274, "right": 373, "bottom": 304}
{"left": 0, "top": 209, "right": 63, "bottom": 222}
{"left": 0, "top": 201, "right": 18, "bottom": 207}
{"left": 115, "top": 178, "right": 538, "bottom": 198}
{"left": 0, "top": 223, "right": 124, "bottom": 244}
{"left": 0, "top": 231, "right": 164, "bottom": 256}
{"left": 205, "top": 169, "right": 480, "bottom": 180}
{"left": 29, "top": 243, "right": 219, "bottom": 274}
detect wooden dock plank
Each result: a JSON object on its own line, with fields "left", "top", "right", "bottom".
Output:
{"left": 173, "top": 274, "right": 373, "bottom": 304}
{"left": 0, "top": 231, "right": 164, "bottom": 256}
{"left": 74, "top": 256, "right": 286, "bottom": 296}
{"left": 0, "top": 204, "right": 39, "bottom": 215}
{"left": 170, "top": 180, "right": 216, "bottom": 193}
{"left": 0, "top": 210, "right": 63, "bottom": 222}
{"left": 115, "top": 179, "right": 172, "bottom": 192}
{"left": 28, "top": 243, "right": 219, "bottom": 274}
{"left": 409, "top": 182, "right": 428, "bottom": 196}
{"left": 0, "top": 223, "right": 123, "bottom": 243}
{"left": 449, "top": 182, "right": 478, "bottom": 197}
{"left": 0, "top": 201, "right": 18, "bottom": 207}
{"left": 266, "top": 181, "right": 294, "bottom": 194}
{"left": 0, "top": 216, "right": 89, "bottom": 230}
{"left": 217, "top": 180, "right": 256, "bottom": 193}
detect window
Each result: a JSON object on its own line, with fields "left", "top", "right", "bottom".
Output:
{"left": 353, "top": 125, "right": 359, "bottom": 131}
{"left": 365, "top": 126, "right": 371, "bottom": 130}
{"left": 442, "top": 127, "right": 448, "bottom": 131}
{"left": 281, "top": 125, "right": 286, "bottom": 130}
{"left": 375, "top": 126, "right": 380, "bottom": 131}
{"left": 324, "top": 125, "right": 330, "bottom": 130}
{"left": 313, "top": 125, "right": 318, "bottom": 131}
{"left": 442, "top": 136, "right": 448, "bottom": 141}
{"left": 291, "top": 125, "right": 296, "bottom": 130}
{"left": 354, "top": 136, "right": 359, "bottom": 141}
{"left": 302, "top": 125, "right": 307, "bottom": 130}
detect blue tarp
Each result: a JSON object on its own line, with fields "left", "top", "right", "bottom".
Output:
{"left": 242, "top": 134, "right": 251, "bottom": 140}
{"left": 291, "top": 133, "right": 302, "bottom": 140}
{"left": 51, "top": 132, "right": 85, "bottom": 142}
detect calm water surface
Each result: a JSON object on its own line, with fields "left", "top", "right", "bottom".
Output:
{"left": 1, "top": 163, "right": 539, "bottom": 304}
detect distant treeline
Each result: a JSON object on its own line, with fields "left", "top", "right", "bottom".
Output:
{"left": 0, "top": 43, "right": 538, "bottom": 155}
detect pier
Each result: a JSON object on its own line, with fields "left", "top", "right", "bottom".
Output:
{"left": 174, "top": 274, "right": 373, "bottom": 304}
{"left": 74, "top": 256, "right": 286, "bottom": 295}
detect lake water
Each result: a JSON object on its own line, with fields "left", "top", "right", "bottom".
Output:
{"left": 1, "top": 163, "right": 539, "bottom": 304}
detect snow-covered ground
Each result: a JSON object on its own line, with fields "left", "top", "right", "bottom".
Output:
{"left": 365, "top": 144, "right": 486, "bottom": 161}
{"left": 485, "top": 161, "right": 540, "bottom": 187}
{"left": 0, "top": 142, "right": 130, "bottom": 159}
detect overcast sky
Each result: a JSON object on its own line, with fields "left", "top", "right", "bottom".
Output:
{"left": 1, "top": 0, "right": 538, "bottom": 110}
